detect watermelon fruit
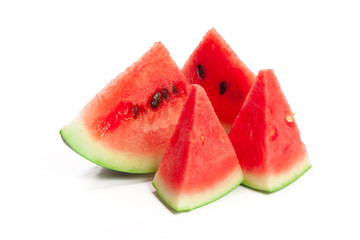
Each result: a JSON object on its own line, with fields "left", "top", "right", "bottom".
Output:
{"left": 182, "top": 28, "right": 255, "bottom": 132}
{"left": 228, "top": 69, "right": 311, "bottom": 192}
{"left": 60, "top": 42, "right": 189, "bottom": 173}
{"left": 152, "top": 84, "right": 243, "bottom": 211}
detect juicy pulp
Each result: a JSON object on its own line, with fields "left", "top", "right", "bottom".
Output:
{"left": 228, "top": 69, "right": 311, "bottom": 192}
{"left": 153, "top": 84, "right": 243, "bottom": 211}
{"left": 182, "top": 28, "right": 255, "bottom": 132}
{"left": 60, "top": 42, "right": 189, "bottom": 173}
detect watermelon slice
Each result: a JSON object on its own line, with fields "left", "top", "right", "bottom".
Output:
{"left": 152, "top": 84, "right": 243, "bottom": 211}
{"left": 60, "top": 42, "right": 189, "bottom": 173}
{"left": 228, "top": 69, "right": 311, "bottom": 192}
{"left": 182, "top": 28, "right": 255, "bottom": 132}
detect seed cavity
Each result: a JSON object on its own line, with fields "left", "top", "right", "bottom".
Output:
{"left": 219, "top": 81, "right": 227, "bottom": 95}
{"left": 150, "top": 91, "right": 162, "bottom": 109}
{"left": 269, "top": 127, "right": 278, "bottom": 141}
{"left": 96, "top": 102, "right": 132, "bottom": 137}
{"left": 286, "top": 115, "right": 294, "bottom": 123}
{"left": 132, "top": 105, "right": 138, "bottom": 119}
{"left": 173, "top": 85, "right": 178, "bottom": 94}
{"left": 200, "top": 135, "right": 205, "bottom": 145}
{"left": 197, "top": 64, "right": 205, "bottom": 79}
{"left": 163, "top": 88, "right": 169, "bottom": 100}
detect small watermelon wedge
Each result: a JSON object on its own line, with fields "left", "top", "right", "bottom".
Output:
{"left": 152, "top": 84, "right": 243, "bottom": 211}
{"left": 60, "top": 42, "right": 189, "bottom": 173}
{"left": 229, "top": 69, "right": 311, "bottom": 192}
{"left": 182, "top": 28, "right": 255, "bottom": 132}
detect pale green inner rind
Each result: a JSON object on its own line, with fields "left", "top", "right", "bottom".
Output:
{"left": 152, "top": 167, "right": 243, "bottom": 212}
{"left": 242, "top": 155, "right": 311, "bottom": 192}
{"left": 60, "top": 117, "right": 160, "bottom": 173}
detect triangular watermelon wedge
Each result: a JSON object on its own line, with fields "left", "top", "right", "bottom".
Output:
{"left": 229, "top": 69, "right": 311, "bottom": 192}
{"left": 182, "top": 28, "right": 255, "bottom": 132}
{"left": 152, "top": 84, "right": 243, "bottom": 211}
{"left": 60, "top": 42, "right": 189, "bottom": 173}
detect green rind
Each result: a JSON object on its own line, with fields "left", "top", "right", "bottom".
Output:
{"left": 152, "top": 170, "right": 243, "bottom": 212}
{"left": 60, "top": 118, "right": 160, "bottom": 174}
{"left": 152, "top": 182, "right": 183, "bottom": 212}
{"left": 221, "top": 122, "right": 232, "bottom": 134}
{"left": 242, "top": 162, "right": 312, "bottom": 193}
{"left": 153, "top": 178, "right": 242, "bottom": 212}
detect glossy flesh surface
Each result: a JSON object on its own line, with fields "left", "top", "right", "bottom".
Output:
{"left": 182, "top": 28, "right": 255, "bottom": 132}
{"left": 61, "top": 42, "right": 188, "bottom": 173}
{"left": 153, "top": 85, "right": 243, "bottom": 211}
{"left": 229, "top": 69, "right": 311, "bottom": 192}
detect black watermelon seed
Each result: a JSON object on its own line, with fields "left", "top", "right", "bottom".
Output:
{"left": 163, "top": 88, "right": 169, "bottom": 100}
{"left": 150, "top": 92, "right": 162, "bottom": 109}
{"left": 219, "top": 81, "right": 227, "bottom": 95}
{"left": 197, "top": 64, "right": 205, "bottom": 79}
{"left": 132, "top": 105, "right": 138, "bottom": 119}
{"left": 173, "top": 85, "right": 178, "bottom": 94}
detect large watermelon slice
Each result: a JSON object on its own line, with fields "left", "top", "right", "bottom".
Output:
{"left": 182, "top": 28, "right": 255, "bottom": 132}
{"left": 228, "top": 69, "right": 311, "bottom": 192}
{"left": 60, "top": 42, "right": 189, "bottom": 173}
{"left": 152, "top": 84, "right": 243, "bottom": 211}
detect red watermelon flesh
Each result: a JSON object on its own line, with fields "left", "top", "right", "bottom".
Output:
{"left": 152, "top": 84, "right": 243, "bottom": 211}
{"left": 60, "top": 42, "right": 189, "bottom": 173}
{"left": 228, "top": 69, "right": 311, "bottom": 192}
{"left": 182, "top": 28, "right": 255, "bottom": 132}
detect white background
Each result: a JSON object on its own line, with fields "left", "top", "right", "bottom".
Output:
{"left": 1, "top": 0, "right": 359, "bottom": 239}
